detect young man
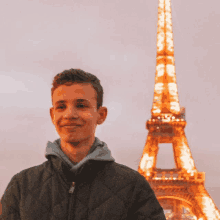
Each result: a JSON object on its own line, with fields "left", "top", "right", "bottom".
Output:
{"left": 0, "top": 69, "right": 166, "bottom": 220}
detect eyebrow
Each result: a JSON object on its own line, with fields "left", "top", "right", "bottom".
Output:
{"left": 55, "top": 99, "right": 90, "bottom": 105}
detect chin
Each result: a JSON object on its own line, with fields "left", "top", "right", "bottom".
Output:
{"left": 61, "top": 134, "right": 87, "bottom": 143}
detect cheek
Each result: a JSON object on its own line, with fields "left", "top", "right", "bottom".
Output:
{"left": 82, "top": 112, "right": 93, "bottom": 118}
{"left": 81, "top": 111, "right": 98, "bottom": 120}
{"left": 53, "top": 114, "right": 62, "bottom": 126}
{"left": 80, "top": 112, "right": 98, "bottom": 126}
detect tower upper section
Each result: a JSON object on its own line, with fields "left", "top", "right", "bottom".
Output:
{"left": 152, "top": 0, "right": 180, "bottom": 117}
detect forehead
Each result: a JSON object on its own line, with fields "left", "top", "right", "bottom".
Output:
{"left": 52, "top": 83, "right": 97, "bottom": 104}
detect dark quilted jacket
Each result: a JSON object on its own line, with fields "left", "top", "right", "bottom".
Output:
{"left": 0, "top": 138, "right": 166, "bottom": 220}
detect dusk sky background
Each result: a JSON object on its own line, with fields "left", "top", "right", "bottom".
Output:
{"left": 0, "top": 0, "right": 220, "bottom": 209}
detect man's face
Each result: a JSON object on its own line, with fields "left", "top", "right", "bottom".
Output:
{"left": 50, "top": 83, "right": 107, "bottom": 144}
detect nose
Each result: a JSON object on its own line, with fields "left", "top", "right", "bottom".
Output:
{"left": 64, "top": 106, "right": 79, "bottom": 119}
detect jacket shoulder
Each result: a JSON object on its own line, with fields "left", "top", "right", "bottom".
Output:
{"left": 100, "top": 161, "right": 148, "bottom": 187}
{"left": 108, "top": 162, "right": 142, "bottom": 178}
{"left": 106, "top": 163, "right": 166, "bottom": 219}
{"left": 12, "top": 160, "right": 53, "bottom": 194}
{"left": 0, "top": 160, "right": 52, "bottom": 219}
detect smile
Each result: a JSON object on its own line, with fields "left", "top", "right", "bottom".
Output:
{"left": 64, "top": 125, "right": 80, "bottom": 128}
{"left": 63, "top": 125, "right": 81, "bottom": 130}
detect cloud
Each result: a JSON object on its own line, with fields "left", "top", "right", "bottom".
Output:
{"left": 0, "top": 75, "right": 30, "bottom": 94}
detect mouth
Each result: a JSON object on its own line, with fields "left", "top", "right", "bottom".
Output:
{"left": 62, "top": 125, "right": 82, "bottom": 129}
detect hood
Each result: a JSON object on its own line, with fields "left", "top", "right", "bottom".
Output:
{"left": 45, "top": 137, "right": 115, "bottom": 175}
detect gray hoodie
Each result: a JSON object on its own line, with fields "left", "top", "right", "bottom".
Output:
{"left": 45, "top": 137, "right": 115, "bottom": 176}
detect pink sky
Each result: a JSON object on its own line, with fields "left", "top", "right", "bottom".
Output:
{"left": 0, "top": 0, "right": 220, "bottom": 209}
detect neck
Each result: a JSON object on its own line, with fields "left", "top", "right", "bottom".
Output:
{"left": 60, "top": 136, "right": 95, "bottom": 163}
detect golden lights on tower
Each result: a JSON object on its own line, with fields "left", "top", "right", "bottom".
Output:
{"left": 152, "top": 0, "right": 180, "bottom": 116}
{"left": 138, "top": 0, "right": 220, "bottom": 219}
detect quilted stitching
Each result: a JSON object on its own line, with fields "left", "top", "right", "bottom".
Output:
{"left": 1, "top": 157, "right": 166, "bottom": 220}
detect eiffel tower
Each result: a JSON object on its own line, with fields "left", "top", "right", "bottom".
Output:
{"left": 138, "top": 0, "right": 220, "bottom": 219}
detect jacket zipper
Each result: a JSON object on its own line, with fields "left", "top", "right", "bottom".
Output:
{"left": 68, "top": 182, "right": 75, "bottom": 220}
{"left": 69, "top": 182, "right": 75, "bottom": 193}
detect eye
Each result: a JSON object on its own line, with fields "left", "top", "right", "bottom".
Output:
{"left": 56, "top": 105, "right": 65, "bottom": 109}
{"left": 77, "top": 104, "right": 88, "bottom": 108}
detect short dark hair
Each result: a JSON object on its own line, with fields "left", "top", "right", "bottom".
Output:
{"left": 51, "top": 69, "right": 103, "bottom": 109}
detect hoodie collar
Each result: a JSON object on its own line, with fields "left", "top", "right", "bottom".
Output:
{"left": 45, "top": 137, "right": 115, "bottom": 180}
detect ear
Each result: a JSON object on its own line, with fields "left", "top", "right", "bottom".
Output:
{"left": 50, "top": 107, "right": 55, "bottom": 125}
{"left": 97, "top": 107, "right": 108, "bottom": 125}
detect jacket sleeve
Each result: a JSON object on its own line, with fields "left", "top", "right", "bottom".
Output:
{"left": 0, "top": 175, "right": 21, "bottom": 220}
{"left": 128, "top": 174, "right": 166, "bottom": 220}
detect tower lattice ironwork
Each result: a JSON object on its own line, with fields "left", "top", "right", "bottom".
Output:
{"left": 138, "top": 0, "right": 220, "bottom": 219}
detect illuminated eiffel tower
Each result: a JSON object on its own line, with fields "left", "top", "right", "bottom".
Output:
{"left": 138, "top": 0, "right": 220, "bottom": 219}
